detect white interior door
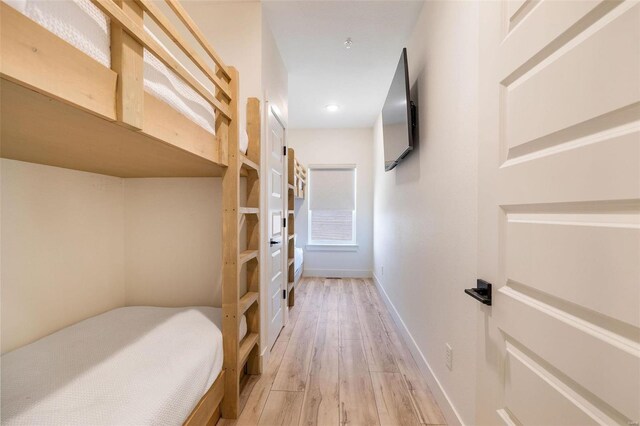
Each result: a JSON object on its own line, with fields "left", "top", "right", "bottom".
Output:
{"left": 267, "top": 105, "right": 287, "bottom": 349}
{"left": 476, "top": 1, "right": 639, "bottom": 424}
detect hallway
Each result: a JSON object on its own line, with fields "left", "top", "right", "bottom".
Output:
{"left": 220, "top": 278, "right": 446, "bottom": 425}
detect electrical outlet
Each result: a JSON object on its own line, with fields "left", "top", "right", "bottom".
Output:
{"left": 445, "top": 343, "right": 453, "bottom": 371}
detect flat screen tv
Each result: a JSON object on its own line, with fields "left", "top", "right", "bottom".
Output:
{"left": 382, "top": 48, "right": 415, "bottom": 171}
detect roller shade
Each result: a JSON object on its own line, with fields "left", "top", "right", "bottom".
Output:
{"left": 309, "top": 167, "right": 356, "bottom": 211}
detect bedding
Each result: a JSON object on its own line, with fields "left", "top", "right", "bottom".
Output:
{"left": 295, "top": 247, "right": 304, "bottom": 272}
{"left": 1, "top": 306, "right": 246, "bottom": 426}
{"left": 3, "top": 0, "right": 250, "bottom": 146}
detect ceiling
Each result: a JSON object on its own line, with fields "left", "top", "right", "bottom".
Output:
{"left": 263, "top": 1, "right": 423, "bottom": 129}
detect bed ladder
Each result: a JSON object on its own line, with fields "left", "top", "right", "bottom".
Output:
{"left": 222, "top": 88, "right": 262, "bottom": 419}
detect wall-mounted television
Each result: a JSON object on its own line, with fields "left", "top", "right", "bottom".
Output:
{"left": 382, "top": 48, "right": 415, "bottom": 171}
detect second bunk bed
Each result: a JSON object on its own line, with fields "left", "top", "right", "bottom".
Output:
{"left": 0, "top": 0, "right": 262, "bottom": 423}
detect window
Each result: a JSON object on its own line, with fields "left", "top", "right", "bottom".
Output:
{"left": 308, "top": 165, "right": 356, "bottom": 246}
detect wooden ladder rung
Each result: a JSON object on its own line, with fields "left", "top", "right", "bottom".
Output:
{"left": 288, "top": 234, "right": 294, "bottom": 241}
{"left": 239, "top": 250, "right": 259, "bottom": 264}
{"left": 239, "top": 154, "right": 259, "bottom": 172}
{"left": 239, "top": 207, "right": 259, "bottom": 215}
{"left": 287, "top": 258, "right": 294, "bottom": 267}
{"left": 288, "top": 281, "right": 294, "bottom": 292}
{"left": 238, "top": 332, "right": 259, "bottom": 368}
{"left": 239, "top": 291, "right": 258, "bottom": 315}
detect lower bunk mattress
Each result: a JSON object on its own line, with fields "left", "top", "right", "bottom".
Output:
{"left": 1, "top": 306, "right": 246, "bottom": 426}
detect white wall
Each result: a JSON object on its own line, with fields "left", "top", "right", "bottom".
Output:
{"left": 262, "top": 17, "right": 288, "bottom": 124}
{"left": 372, "top": 1, "right": 479, "bottom": 424}
{"left": 1, "top": 160, "right": 126, "bottom": 353}
{"left": 124, "top": 178, "right": 222, "bottom": 308}
{"left": 289, "top": 128, "right": 373, "bottom": 278}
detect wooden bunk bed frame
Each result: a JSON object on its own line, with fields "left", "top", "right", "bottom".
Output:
{"left": 0, "top": 0, "right": 261, "bottom": 422}
{"left": 286, "top": 148, "right": 307, "bottom": 306}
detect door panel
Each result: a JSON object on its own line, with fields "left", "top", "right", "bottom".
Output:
{"left": 477, "top": 1, "right": 640, "bottom": 424}
{"left": 505, "top": 217, "right": 639, "bottom": 326}
{"left": 270, "top": 247, "right": 283, "bottom": 330}
{"left": 504, "top": 342, "right": 604, "bottom": 425}
{"left": 503, "top": 2, "right": 639, "bottom": 153}
{"left": 267, "top": 106, "right": 286, "bottom": 349}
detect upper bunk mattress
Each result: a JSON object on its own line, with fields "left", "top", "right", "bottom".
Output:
{"left": 4, "top": 0, "right": 217, "bottom": 136}
{"left": 0, "top": 306, "right": 232, "bottom": 426}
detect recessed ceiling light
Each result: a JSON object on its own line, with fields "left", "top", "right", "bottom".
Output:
{"left": 344, "top": 37, "right": 353, "bottom": 49}
{"left": 325, "top": 104, "right": 340, "bottom": 112}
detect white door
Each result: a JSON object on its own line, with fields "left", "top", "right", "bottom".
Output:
{"left": 476, "top": 1, "right": 639, "bottom": 425}
{"left": 267, "top": 105, "right": 287, "bottom": 349}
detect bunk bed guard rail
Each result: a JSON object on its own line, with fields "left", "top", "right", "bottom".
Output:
{"left": 90, "top": 0, "right": 234, "bottom": 162}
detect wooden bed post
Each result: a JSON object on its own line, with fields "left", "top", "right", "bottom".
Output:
{"left": 110, "top": 0, "right": 144, "bottom": 130}
{"left": 244, "top": 98, "right": 262, "bottom": 376}
{"left": 221, "top": 72, "right": 262, "bottom": 417}
{"left": 221, "top": 67, "right": 241, "bottom": 419}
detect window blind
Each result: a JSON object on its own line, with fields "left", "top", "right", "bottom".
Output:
{"left": 309, "top": 167, "right": 356, "bottom": 211}
{"left": 308, "top": 166, "right": 356, "bottom": 244}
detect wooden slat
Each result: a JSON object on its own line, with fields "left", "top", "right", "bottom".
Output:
{"left": 90, "top": 0, "right": 231, "bottom": 120}
{"left": 164, "top": 0, "right": 231, "bottom": 81}
{"left": 288, "top": 234, "right": 295, "bottom": 241}
{"left": 239, "top": 207, "right": 259, "bottom": 215}
{"left": 239, "top": 333, "right": 259, "bottom": 368}
{"left": 239, "top": 250, "right": 259, "bottom": 265}
{"left": 136, "top": 0, "right": 231, "bottom": 99}
{"left": 240, "top": 154, "right": 260, "bottom": 172}
{"left": 183, "top": 371, "right": 225, "bottom": 426}
{"left": 0, "top": 2, "right": 117, "bottom": 120}
{"left": 288, "top": 281, "right": 295, "bottom": 292}
{"left": 287, "top": 258, "right": 295, "bottom": 268}
{"left": 143, "top": 92, "right": 219, "bottom": 163}
{"left": 239, "top": 291, "right": 259, "bottom": 316}
{"left": 246, "top": 97, "right": 261, "bottom": 163}
{"left": 0, "top": 80, "right": 224, "bottom": 177}
{"left": 110, "top": 0, "right": 143, "bottom": 129}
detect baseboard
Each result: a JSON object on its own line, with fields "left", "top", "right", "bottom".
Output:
{"left": 260, "top": 346, "right": 269, "bottom": 374}
{"left": 372, "top": 273, "right": 465, "bottom": 426}
{"left": 302, "top": 268, "right": 371, "bottom": 278}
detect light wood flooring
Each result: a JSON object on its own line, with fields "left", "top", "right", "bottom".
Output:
{"left": 219, "top": 277, "right": 446, "bottom": 426}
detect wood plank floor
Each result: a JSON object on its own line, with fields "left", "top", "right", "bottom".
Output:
{"left": 219, "top": 277, "right": 446, "bottom": 426}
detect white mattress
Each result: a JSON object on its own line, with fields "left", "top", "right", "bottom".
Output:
{"left": 4, "top": 0, "right": 229, "bottom": 141}
{"left": 143, "top": 29, "right": 216, "bottom": 135}
{"left": 1, "top": 306, "right": 247, "bottom": 426}
{"left": 295, "top": 247, "right": 304, "bottom": 272}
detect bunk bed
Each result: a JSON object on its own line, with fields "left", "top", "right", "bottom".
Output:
{"left": 0, "top": 0, "right": 261, "bottom": 423}
{"left": 286, "top": 148, "right": 306, "bottom": 306}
